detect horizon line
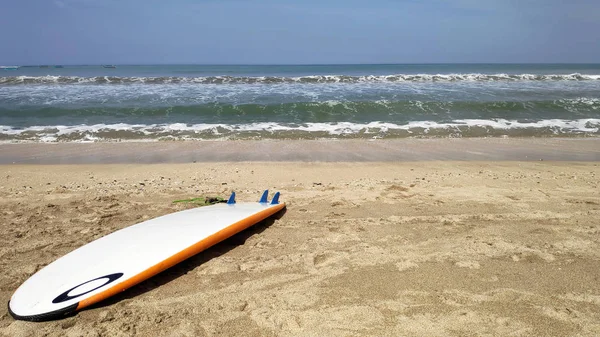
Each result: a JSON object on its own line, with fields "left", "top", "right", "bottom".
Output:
{"left": 5, "top": 62, "right": 600, "bottom": 67}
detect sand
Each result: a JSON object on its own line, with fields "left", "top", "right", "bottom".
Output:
{"left": 1, "top": 160, "right": 599, "bottom": 336}
{"left": 1, "top": 138, "right": 600, "bottom": 164}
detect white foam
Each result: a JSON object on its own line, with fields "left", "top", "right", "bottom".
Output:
{"left": 1, "top": 118, "right": 599, "bottom": 142}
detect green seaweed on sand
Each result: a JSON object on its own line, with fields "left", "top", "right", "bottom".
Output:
{"left": 172, "top": 196, "right": 226, "bottom": 206}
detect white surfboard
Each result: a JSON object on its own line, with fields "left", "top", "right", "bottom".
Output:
{"left": 9, "top": 190, "right": 285, "bottom": 321}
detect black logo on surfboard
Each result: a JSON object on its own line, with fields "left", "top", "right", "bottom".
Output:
{"left": 52, "top": 273, "right": 124, "bottom": 304}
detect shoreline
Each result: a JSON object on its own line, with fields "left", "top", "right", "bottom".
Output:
{"left": 1, "top": 138, "right": 599, "bottom": 164}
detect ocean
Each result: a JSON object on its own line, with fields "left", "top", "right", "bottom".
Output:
{"left": 1, "top": 64, "right": 599, "bottom": 142}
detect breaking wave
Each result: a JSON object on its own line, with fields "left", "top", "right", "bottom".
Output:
{"left": 2, "top": 73, "right": 600, "bottom": 85}
{"left": 1, "top": 119, "right": 599, "bottom": 142}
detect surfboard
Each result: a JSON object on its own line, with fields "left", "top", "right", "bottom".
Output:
{"left": 8, "top": 190, "right": 285, "bottom": 321}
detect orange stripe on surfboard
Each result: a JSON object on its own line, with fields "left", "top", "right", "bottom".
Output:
{"left": 76, "top": 203, "right": 285, "bottom": 311}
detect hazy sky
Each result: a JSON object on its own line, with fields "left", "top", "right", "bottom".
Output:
{"left": 1, "top": 0, "right": 599, "bottom": 64}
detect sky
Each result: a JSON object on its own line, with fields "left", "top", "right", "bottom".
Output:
{"left": 1, "top": 0, "right": 599, "bottom": 65}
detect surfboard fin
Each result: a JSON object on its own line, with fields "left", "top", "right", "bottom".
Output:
{"left": 270, "top": 192, "right": 280, "bottom": 205}
{"left": 227, "top": 192, "right": 236, "bottom": 204}
{"left": 259, "top": 190, "right": 269, "bottom": 203}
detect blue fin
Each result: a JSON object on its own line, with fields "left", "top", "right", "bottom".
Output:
{"left": 259, "top": 190, "right": 269, "bottom": 203}
{"left": 227, "top": 192, "right": 236, "bottom": 204}
{"left": 270, "top": 192, "right": 280, "bottom": 205}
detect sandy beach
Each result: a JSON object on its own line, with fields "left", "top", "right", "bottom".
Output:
{"left": 1, "top": 141, "right": 599, "bottom": 336}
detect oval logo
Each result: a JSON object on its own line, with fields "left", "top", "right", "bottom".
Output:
{"left": 52, "top": 273, "right": 124, "bottom": 304}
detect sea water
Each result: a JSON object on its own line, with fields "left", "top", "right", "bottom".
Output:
{"left": 1, "top": 64, "right": 599, "bottom": 142}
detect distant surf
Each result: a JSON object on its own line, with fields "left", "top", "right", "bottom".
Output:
{"left": 2, "top": 73, "right": 600, "bottom": 85}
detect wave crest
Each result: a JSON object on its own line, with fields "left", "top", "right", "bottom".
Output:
{"left": 2, "top": 73, "right": 600, "bottom": 85}
{"left": 1, "top": 119, "right": 598, "bottom": 142}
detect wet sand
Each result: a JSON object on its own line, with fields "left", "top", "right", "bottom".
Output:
{"left": 0, "top": 144, "right": 599, "bottom": 336}
{"left": 1, "top": 138, "right": 599, "bottom": 164}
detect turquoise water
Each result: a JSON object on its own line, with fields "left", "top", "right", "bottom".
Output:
{"left": 1, "top": 64, "right": 599, "bottom": 141}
